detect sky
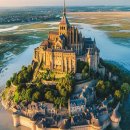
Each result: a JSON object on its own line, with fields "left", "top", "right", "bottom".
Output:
{"left": 0, "top": 0, "right": 130, "bottom": 7}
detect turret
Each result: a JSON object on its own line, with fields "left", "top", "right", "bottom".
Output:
{"left": 110, "top": 103, "right": 121, "bottom": 123}
{"left": 90, "top": 113, "right": 102, "bottom": 129}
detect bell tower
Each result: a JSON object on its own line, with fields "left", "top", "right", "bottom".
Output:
{"left": 59, "top": 0, "right": 70, "bottom": 37}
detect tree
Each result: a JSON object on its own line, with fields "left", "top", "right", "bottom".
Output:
{"left": 54, "top": 97, "right": 66, "bottom": 108}
{"left": 56, "top": 76, "right": 73, "bottom": 98}
{"left": 11, "top": 65, "right": 33, "bottom": 85}
{"left": 121, "top": 83, "right": 130, "bottom": 95}
{"left": 20, "top": 89, "right": 26, "bottom": 101}
{"left": 22, "top": 66, "right": 27, "bottom": 71}
{"left": 45, "top": 91, "right": 54, "bottom": 102}
{"left": 77, "top": 60, "right": 86, "bottom": 73}
{"left": 96, "top": 80, "right": 113, "bottom": 98}
{"left": 83, "top": 64, "right": 89, "bottom": 73}
{"left": 27, "top": 65, "right": 32, "bottom": 73}
{"left": 96, "top": 80, "right": 106, "bottom": 98}
{"left": 65, "top": 73, "right": 75, "bottom": 85}
{"left": 114, "top": 90, "right": 122, "bottom": 101}
{"left": 104, "top": 81, "right": 111, "bottom": 94}
{"left": 6, "top": 80, "right": 11, "bottom": 87}
{"left": 81, "top": 63, "right": 89, "bottom": 79}
{"left": 17, "top": 73, "right": 25, "bottom": 84}
{"left": 17, "top": 84, "right": 25, "bottom": 92}
{"left": 25, "top": 88, "right": 33, "bottom": 101}
{"left": 60, "top": 89, "right": 67, "bottom": 97}
{"left": 13, "top": 77, "right": 18, "bottom": 85}
{"left": 14, "top": 91, "right": 19, "bottom": 103}
{"left": 12, "top": 73, "right": 17, "bottom": 81}
{"left": 32, "top": 91, "right": 41, "bottom": 102}
{"left": 36, "top": 83, "right": 44, "bottom": 90}
{"left": 43, "top": 69, "right": 53, "bottom": 80}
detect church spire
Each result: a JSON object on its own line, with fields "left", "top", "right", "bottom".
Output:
{"left": 63, "top": 0, "right": 66, "bottom": 16}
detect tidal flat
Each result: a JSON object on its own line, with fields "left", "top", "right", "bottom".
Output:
{"left": 0, "top": 22, "right": 57, "bottom": 87}
{"left": 69, "top": 12, "right": 130, "bottom": 47}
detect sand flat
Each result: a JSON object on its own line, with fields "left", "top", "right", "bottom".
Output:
{"left": 69, "top": 11, "right": 130, "bottom": 16}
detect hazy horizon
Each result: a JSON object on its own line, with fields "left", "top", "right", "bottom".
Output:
{"left": 0, "top": 0, "right": 130, "bottom": 7}
{"left": 0, "top": 5, "right": 130, "bottom": 8}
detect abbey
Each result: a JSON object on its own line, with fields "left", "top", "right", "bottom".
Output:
{"left": 33, "top": 1, "right": 100, "bottom": 73}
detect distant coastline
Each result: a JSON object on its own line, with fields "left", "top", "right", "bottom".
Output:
{"left": 0, "top": 6, "right": 130, "bottom": 11}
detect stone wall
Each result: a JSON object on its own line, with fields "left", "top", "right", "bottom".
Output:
{"left": 34, "top": 48, "right": 76, "bottom": 73}
{"left": 12, "top": 114, "right": 103, "bottom": 130}
{"left": 71, "top": 125, "right": 101, "bottom": 130}
{"left": 12, "top": 114, "right": 36, "bottom": 130}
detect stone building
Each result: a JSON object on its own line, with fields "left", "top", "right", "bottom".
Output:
{"left": 33, "top": 0, "right": 100, "bottom": 74}
{"left": 68, "top": 98, "right": 86, "bottom": 115}
{"left": 86, "top": 46, "right": 100, "bottom": 72}
{"left": 80, "top": 86, "right": 96, "bottom": 106}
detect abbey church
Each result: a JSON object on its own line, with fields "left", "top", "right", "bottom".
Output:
{"left": 33, "top": 1, "right": 100, "bottom": 73}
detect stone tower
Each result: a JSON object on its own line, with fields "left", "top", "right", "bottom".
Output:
{"left": 59, "top": 0, "right": 70, "bottom": 37}
{"left": 86, "top": 47, "right": 99, "bottom": 72}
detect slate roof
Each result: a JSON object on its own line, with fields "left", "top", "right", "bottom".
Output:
{"left": 102, "top": 95, "right": 113, "bottom": 107}
{"left": 44, "top": 103, "right": 55, "bottom": 109}
{"left": 59, "top": 34, "right": 65, "bottom": 40}
{"left": 70, "top": 99, "right": 85, "bottom": 106}
{"left": 84, "top": 38, "right": 94, "bottom": 44}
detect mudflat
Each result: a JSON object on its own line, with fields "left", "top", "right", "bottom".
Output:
{"left": 69, "top": 12, "right": 130, "bottom": 39}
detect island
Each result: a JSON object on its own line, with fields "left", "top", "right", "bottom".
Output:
{"left": 1, "top": 1, "right": 130, "bottom": 130}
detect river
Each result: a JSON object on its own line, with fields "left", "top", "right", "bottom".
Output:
{"left": 0, "top": 22, "right": 130, "bottom": 130}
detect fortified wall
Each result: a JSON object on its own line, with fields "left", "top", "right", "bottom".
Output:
{"left": 12, "top": 113, "right": 102, "bottom": 130}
